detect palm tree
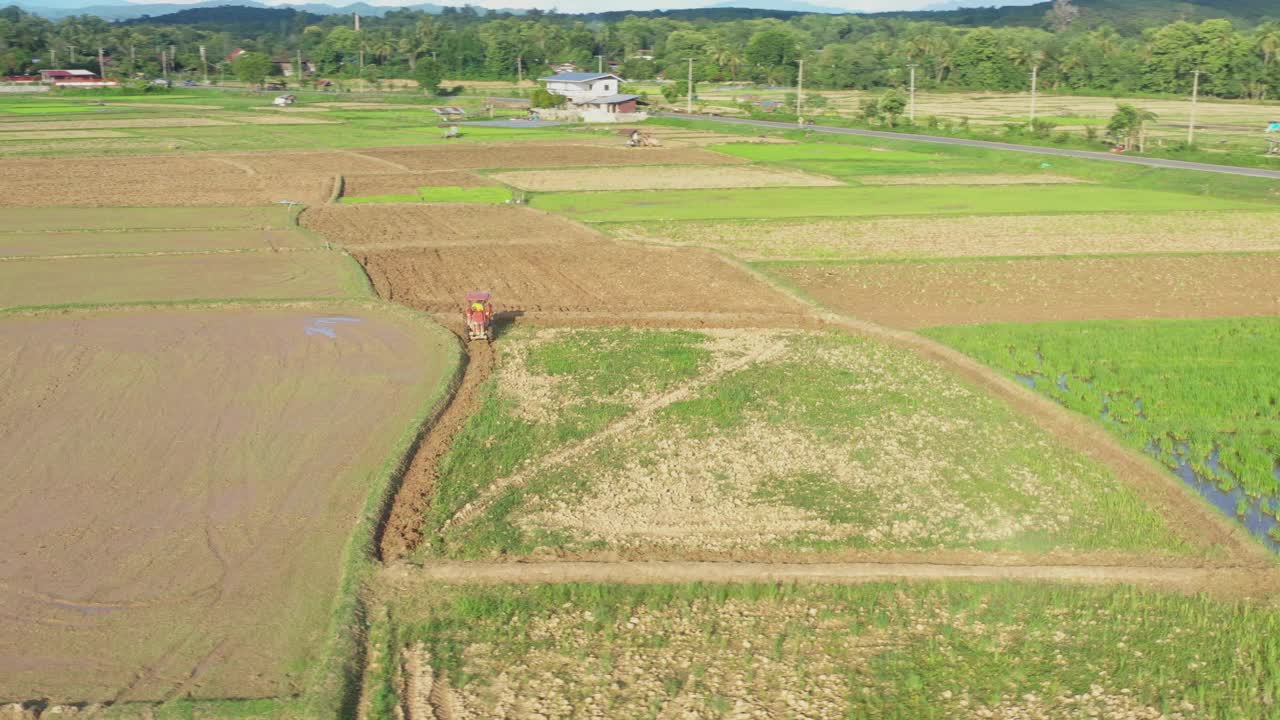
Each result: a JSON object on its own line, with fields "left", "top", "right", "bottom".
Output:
{"left": 1257, "top": 23, "right": 1280, "bottom": 67}
{"left": 707, "top": 36, "right": 743, "bottom": 80}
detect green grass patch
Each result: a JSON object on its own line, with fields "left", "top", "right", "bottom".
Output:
{"left": 925, "top": 318, "right": 1280, "bottom": 503}
{"left": 440, "top": 330, "right": 1194, "bottom": 558}
{"left": 1, "top": 104, "right": 124, "bottom": 114}
{"left": 416, "top": 328, "right": 713, "bottom": 559}
{"left": 372, "top": 581, "right": 1280, "bottom": 720}
{"left": 534, "top": 184, "right": 1264, "bottom": 223}
{"left": 342, "top": 186, "right": 513, "bottom": 204}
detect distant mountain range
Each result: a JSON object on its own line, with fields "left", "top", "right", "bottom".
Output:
{"left": 17, "top": 0, "right": 452, "bottom": 20}
{"left": 15, "top": 0, "right": 1279, "bottom": 26}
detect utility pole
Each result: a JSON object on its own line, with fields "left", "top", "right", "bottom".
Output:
{"left": 129, "top": 45, "right": 136, "bottom": 77}
{"left": 517, "top": 55, "right": 523, "bottom": 83}
{"left": 199, "top": 45, "right": 208, "bottom": 84}
{"left": 796, "top": 58, "right": 804, "bottom": 125}
{"left": 50, "top": 48, "right": 55, "bottom": 67}
{"left": 1187, "top": 69, "right": 1202, "bottom": 145}
{"left": 296, "top": 48, "right": 303, "bottom": 83}
{"left": 595, "top": 54, "right": 604, "bottom": 73}
{"left": 66, "top": 45, "right": 76, "bottom": 64}
{"left": 161, "top": 50, "right": 168, "bottom": 81}
{"left": 1030, "top": 64, "right": 1039, "bottom": 124}
{"left": 907, "top": 63, "right": 917, "bottom": 124}
{"left": 97, "top": 47, "right": 105, "bottom": 80}
{"left": 686, "top": 57, "right": 693, "bottom": 114}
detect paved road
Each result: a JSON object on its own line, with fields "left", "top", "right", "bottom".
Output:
{"left": 661, "top": 112, "right": 1280, "bottom": 180}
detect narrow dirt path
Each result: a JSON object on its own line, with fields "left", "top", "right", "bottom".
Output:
{"left": 439, "top": 337, "right": 790, "bottom": 535}
{"left": 379, "top": 338, "right": 495, "bottom": 561}
{"left": 382, "top": 560, "right": 1280, "bottom": 600}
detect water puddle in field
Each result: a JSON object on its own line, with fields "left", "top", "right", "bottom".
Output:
{"left": 304, "top": 316, "right": 362, "bottom": 339}
{"left": 1017, "top": 370, "right": 1280, "bottom": 552}
{"left": 1151, "top": 442, "right": 1280, "bottom": 553}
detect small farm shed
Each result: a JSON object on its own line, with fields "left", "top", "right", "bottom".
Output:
{"left": 577, "top": 94, "right": 642, "bottom": 114}
{"left": 39, "top": 69, "right": 97, "bottom": 84}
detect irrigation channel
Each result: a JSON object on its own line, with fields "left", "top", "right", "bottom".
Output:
{"left": 660, "top": 113, "right": 1280, "bottom": 180}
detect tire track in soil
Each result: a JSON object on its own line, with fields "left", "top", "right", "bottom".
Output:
{"left": 438, "top": 338, "right": 790, "bottom": 537}
{"left": 379, "top": 336, "right": 495, "bottom": 562}
{"left": 383, "top": 560, "right": 1280, "bottom": 600}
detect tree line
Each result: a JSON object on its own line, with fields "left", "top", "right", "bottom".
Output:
{"left": 2, "top": 2, "right": 1279, "bottom": 100}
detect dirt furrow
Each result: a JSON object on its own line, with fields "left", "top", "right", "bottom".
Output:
{"left": 383, "top": 560, "right": 1280, "bottom": 599}
{"left": 438, "top": 338, "right": 790, "bottom": 535}
{"left": 379, "top": 338, "right": 495, "bottom": 561}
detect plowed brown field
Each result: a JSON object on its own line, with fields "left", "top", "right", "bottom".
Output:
{"left": 768, "top": 254, "right": 1280, "bottom": 328}
{"left": 0, "top": 156, "right": 332, "bottom": 206}
{"left": 301, "top": 203, "right": 600, "bottom": 248}
{"left": 305, "top": 204, "right": 804, "bottom": 318}
{"left": 0, "top": 305, "right": 453, "bottom": 702}
{"left": 355, "top": 143, "right": 746, "bottom": 171}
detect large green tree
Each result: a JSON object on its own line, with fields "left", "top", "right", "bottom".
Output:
{"left": 232, "top": 51, "right": 273, "bottom": 86}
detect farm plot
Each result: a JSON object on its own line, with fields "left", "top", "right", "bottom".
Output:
{"left": 0, "top": 229, "right": 315, "bottom": 258}
{"left": 0, "top": 250, "right": 366, "bottom": 308}
{"left": 0, "top": 156, "right": 333, "bottom": 206}
{"left": 301, "top": 204, "right": 599, "bottom": 249}
{"left": 0, "top": 206, "right": 292, "bottom": 232}
{"left": 421, "top": 327, "right": 1200, "bottom": 561}
{"left": 0, "top": 304, "right": 455, "bottom": 701}
{"left": 342, "top": 186, "right": 514, "bottom": 205}
{"left": 356, "top": 143, "right": 747, "bottom": 172}
{"left": 370, "top": 578, "right": 1280, "bottom": 719}
{"left": 534, "top": 185, "right": 1260, "bottom": 223}
{"left": 766, "top": 254, "right": 1280, "bottom": 329}
{"left": 354, "top": 242, "right": 803, "bottom": 318}
{"left": 927, "top": 318, "right": 1280, "bottom": 520}
{"left": 610, "top": 212, "right": 1280, "bottom": 260}
{"left": 489, "top": 165, "right": 842, "bottom": 192}
{"left": 341, "top": 171, "right": 496, "bottom": 198}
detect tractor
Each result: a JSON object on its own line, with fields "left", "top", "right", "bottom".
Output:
{"left": 464, "top": 291, "right": 494, "bottom": 342}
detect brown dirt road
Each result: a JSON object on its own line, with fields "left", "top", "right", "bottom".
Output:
{"left": 383, "top": 560, "right": 1280, "bottom": 600}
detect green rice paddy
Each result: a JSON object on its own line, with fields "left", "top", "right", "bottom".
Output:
{"left": 926, "top": 318, "right": 1280, "bottom": 503}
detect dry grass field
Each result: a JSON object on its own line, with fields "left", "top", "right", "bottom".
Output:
{"left": 611, "top": 211, "right": 1280, "bottom": 260}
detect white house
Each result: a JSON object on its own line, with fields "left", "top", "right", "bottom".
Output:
{"left": 537, "top": 72, "right": 622, "bottom": 104}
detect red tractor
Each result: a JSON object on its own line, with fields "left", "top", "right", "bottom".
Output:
{"left": 464, "top": 291, "right": 494, "bottom": 342}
